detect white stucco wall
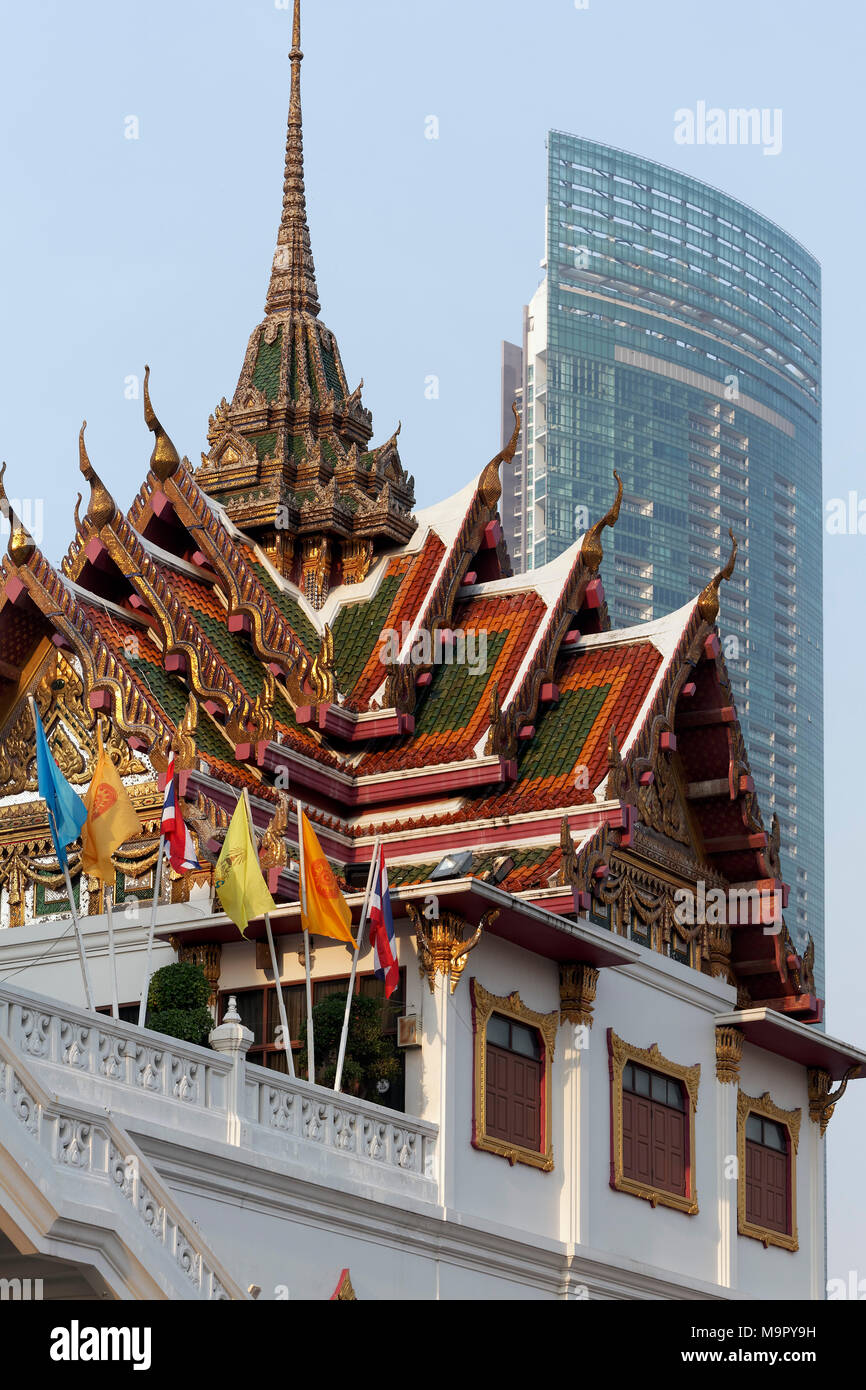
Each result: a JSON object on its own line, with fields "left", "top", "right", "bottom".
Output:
{"left": 0, "top": 904, "right": 829, "bottom": 1299}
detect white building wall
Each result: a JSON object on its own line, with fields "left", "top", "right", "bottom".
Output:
{"left": 0, "top": 905, "right": 830, "bottom": 1299}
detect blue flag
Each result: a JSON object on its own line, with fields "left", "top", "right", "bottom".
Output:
{"left": 33, "top": 704, "right": 87, "bottom": 872}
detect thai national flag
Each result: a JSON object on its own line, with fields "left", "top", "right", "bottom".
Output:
{"left": 162, "top": 752, "right": 202, "bottom": 874}
{"left": 368, "top": 844, "right": 398, "bottom": 997}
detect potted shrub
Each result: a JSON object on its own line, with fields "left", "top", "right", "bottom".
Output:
{"left": 146, "top": 961, "right": 213, "bottom": 1046}
{"left": 298, "top": 992, "right": 401, "bottom": 1100}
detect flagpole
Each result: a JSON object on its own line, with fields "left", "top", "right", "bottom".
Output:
{"left": 334, "top": 837, "right": 380, "bottom": 1094}
{"left": 296, "top": 798, "right": 315, "bottom": 1083}
{"left": 28, "top": 695, "right": 95, "bottom": 1012}
{"left": 105, "top": 883, "right": 119, "bottom": 1020}
{"left": 60, "top": 846, "right": 95, "bottom": 1013}
{"left": 138, "top": 833, "right": 165, "bottom": 1028}
{"left": 242, "top": 790, "right": 295, "bottom": 1079}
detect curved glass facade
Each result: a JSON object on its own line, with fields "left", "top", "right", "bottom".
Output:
{"left": 501, "top": 133, "right": 822, "bottom": 992}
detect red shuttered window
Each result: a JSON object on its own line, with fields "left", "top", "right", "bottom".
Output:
{"left": 745, "top": 1114, "right": 790, "bottom": 1235}
{"left": 621, "top": 1061, "right": 687, "bottom": 1197}
{"left": 485, "top": 1014, "right": 543, "bottom": 1153}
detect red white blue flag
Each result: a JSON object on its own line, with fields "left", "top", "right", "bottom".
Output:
{"left": 368, "top": 843, "right": 398, "bottom": 997}
{"left": 161, "top": 752, "right": 202, "bottom": 874}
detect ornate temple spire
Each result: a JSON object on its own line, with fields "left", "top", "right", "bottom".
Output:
{"left": 198, "top": 0, "right": 415, "bottom": 586}
{"left": 265, "top": 0, "right": 320, "bottom": 317}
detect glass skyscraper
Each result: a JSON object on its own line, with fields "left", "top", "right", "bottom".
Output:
{"left": 501, "top": 133, "right": 822, "bottom": 994}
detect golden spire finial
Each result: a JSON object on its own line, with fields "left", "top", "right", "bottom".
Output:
{"left": 580, "top": 470, "right": 623, "bottom": 573}
{"left": 78, "top": 421, "right": 116, "bottom": 530}
{"left": 143, "top": 365, "right": 181, "bottom": 482}
{"left": 0, "top": 463, "right": 36, "bottom": 566}
{"left": 265, "top": 0, "right": 321, "bottom": 317}
{"left": 479, "top": 402, "right": 521, "bottom": 510}
{"left": 698, "top": 528, "right": 738, "bottom": 624}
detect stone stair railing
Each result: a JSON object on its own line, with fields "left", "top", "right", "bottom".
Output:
{"left": 0, "top": 982, "right": 438, "bottom": 1201}
{"left": 0, "top": 1032, "right": 248, "bottom": 1300}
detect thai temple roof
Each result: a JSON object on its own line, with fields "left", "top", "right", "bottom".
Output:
{"left": 0, "top": 0, "right": 818, "bottom": 1024}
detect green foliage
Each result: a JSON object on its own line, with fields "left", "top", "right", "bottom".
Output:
{"left": 148, "top": 961, "right": 210, "bottom": 1013}
{"left": 147, "top": 1007, "right": 214, "bottom": 1047}
{"left": 146, "top": 963, "right": 212, "bottom": 1046}
{"left": 298, "top": 992, "right": 401, "bottom": 1100}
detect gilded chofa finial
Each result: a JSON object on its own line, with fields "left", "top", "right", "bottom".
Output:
{"left": 265, "top": 0, "right": 320, "bottom": 317}
{"left": 0, "top": 462, "right": 36, "bottom": 566}
{"left": 259, "top": 794, "right": 290, "bottom": 872}
{"left": 479, "top": 402, "right": 521, "bottom": 510}
{"left": 171, "top": 690, "right": 199, "bottom": 770}
{"left": 698, "top": 528, "right": 738, "bottom": 624}
{"left": 580, "top": 470, "right": 623, "bottom": 573}
{"left": 143, "top": 365, "right": 181, "bottom": 481}
{"left": 78, "top": 421, "right": 116, "bottom": 530}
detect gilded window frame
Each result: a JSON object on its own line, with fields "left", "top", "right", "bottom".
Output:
{"left": 737, "top": 1089, "right": 800, "bottom": 1252}
{"left": 608, "top": 1027, "right": 700, "bottom": 1215}
{"left": 470, "top": 978, "right": 558, "bottom": 1173}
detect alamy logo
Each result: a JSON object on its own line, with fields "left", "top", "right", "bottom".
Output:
{"left": 0, "top": 497, "right": 44, "bottom": 544}
{"left": 50, "top": 1321, "right": 152, "bottom": 1372}
{"left": 674, "top": 880, "right": 783, "bottom": 933}
{"left": 379, "top": 622, "right": 488, "bottom": 676}
{"left": 674, "top": 102, "right": 782, "bottom": 156}
{"left": 0, "top": 1277, "right": 43, "bottom": 1300}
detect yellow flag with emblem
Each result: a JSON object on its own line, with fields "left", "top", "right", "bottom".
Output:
{"left": 299, "top": 808, "right": 356, "bottom": 947}
{"left": 215, "top": 795, "right": 275, "bottom": 936}
{"left": 80, "top": 724, "right": 142, "bottom": 884}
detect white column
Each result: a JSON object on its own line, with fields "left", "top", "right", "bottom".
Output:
{"left": 560, "top": 1017, "right": 591, "bottom": 1252}
{"left": 809, "top": 1116, "right": 825, "bottom": 1300}
{"left": 435, "top": 980, "right": 455, "bottom": 1211}
{"left": 715, "top": 1075, "right": 738, "bottom": 1290}
{"left": 209, "top": 996, "right": 253, "bottom": 1146}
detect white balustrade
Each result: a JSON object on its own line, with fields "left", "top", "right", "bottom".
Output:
{"left": 0, "top": 982, "right": 438, "bottom": 1200}
{"left": 0, "top": 1036, "right": 241, "bottom": 1299}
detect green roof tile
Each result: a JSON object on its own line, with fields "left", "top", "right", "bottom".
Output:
{"left": 517, "top": 684, "right": 611, "bottom": 782}
{"left": 250, "top": 562, "right": 319, "bottom": 653}
{"left": 413, "top": 632, "right": 507, "bottom": 737}
{"left": 128, "top": 659, "right": 230, "bottom": 759}
{"left": 251, "top": 431, "right": 277, "bottom": 463}
{"left": 252, "top": 327, "right": 282, "bottom": 403}
{"left": 331, "top": 575, "right": 402, "bottom": 692}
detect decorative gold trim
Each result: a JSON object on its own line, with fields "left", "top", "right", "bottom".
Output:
{"left": 737, "top": 1089, "right": 800, "bottom": 1251}
{"left": 170, "top": 939, "right": 222, "bottom": 1010}
{"left": 259, "top": 795, "right": 289, "bottom": 873}
{"left": 705, "top": 923, "right": 735, "bottom": 985}
{"left": 406, "top": 902, "right": 492, "bottom": 994}
{"left": 309, "top": 623, "right": 336, "bottom": 703}
{"left": 807, "top": 1066, "right": 861, "bottom": 1137}
{"left": 143, "top": 364, "right": 181, "bottom": 482}
{"left": 698, "top": 528, "right": 738, "bottom": 625}
{"left": 580, "top": 470, "right": 622, "bottom": 573}
{"left": 715, "top": 1025, "right": 743, "bottom": 1084}
{"left": 79, "top": 422, "right": 117, "bottom": 530}
{"left": 608, "top": 1028, "right": 700, "bottom": 1215}
{"left": 555, "top": 815, "right": 577, "bottom": 886}
{"left": 559, "top": 963, "right": 598, "bottom": 1028}
{"left": 470, "top": 979, "right": 558, "bottom": 1173}
{"left": 0, "top": 464, "right": 36, "bottom": 566}
{"left": 329, "top": 1268, "right": 357, "bottom": 1301}
{"left": 478, "top": 401, "right": 521, "bottom": 510}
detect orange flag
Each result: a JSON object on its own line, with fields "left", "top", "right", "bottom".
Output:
{"left": 81, "top": 725, "right": 142, "bottom": 884}
{"left": 299, "top": 808, "right": 356, "bottom": 948}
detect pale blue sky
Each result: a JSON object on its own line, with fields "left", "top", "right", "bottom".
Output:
{"left": 1, "top": 0, "right": 864, "bottom": 1287}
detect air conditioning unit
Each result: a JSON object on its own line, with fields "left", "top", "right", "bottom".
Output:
{"left": 397, "top": 1015, "right": 422, "bottom": 1049}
